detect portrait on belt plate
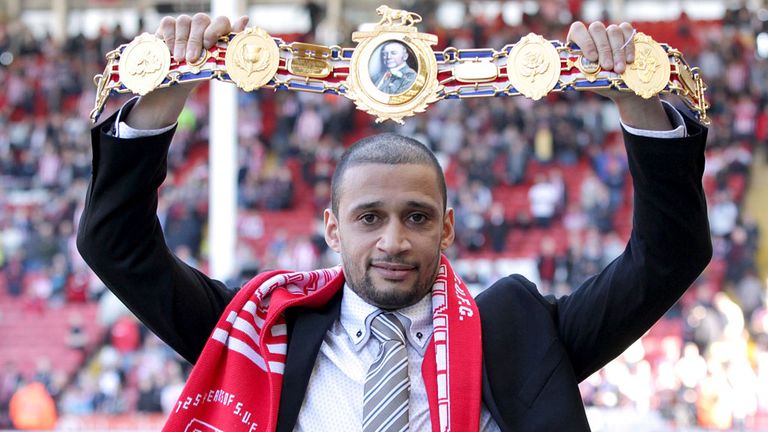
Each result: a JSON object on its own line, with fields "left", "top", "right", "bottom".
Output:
{"left": 369, "top": 40, "right": 418, "bottom": 95}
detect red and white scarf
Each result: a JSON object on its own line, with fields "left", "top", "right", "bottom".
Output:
{"left": 163, "top": 255, "right": 482, "bottom": 432}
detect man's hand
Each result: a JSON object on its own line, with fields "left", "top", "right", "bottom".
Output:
{"left": 124, "top": 14, "right": 249, "bottom": 130}
{"left": 156, "top": 14, "right": 249, "bottom": 66}
{"left": 567, "top": 21, "right": 673, "bottom": 131}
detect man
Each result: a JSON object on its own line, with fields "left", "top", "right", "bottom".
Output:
{"left": 374, "top": 41, "right": 417, "bottom": 94}
{"left": 77, "top": 13, "right": 711, "bottom": 431}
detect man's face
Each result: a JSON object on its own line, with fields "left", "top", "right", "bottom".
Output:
{"left": 382, "top": 42, "right": 408, "bottom": 70}
{"left": 324, "top": 163, "right": 454, "bottom": 309}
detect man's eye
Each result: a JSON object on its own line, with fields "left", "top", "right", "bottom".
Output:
{"left": 409, "top": 213, "right": 427, "bottom": 224}
{"left": 360, "top": 214, "right": 378, "bottom": 224}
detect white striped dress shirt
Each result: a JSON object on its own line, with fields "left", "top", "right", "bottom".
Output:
{"left": 294, "top": 284, "right": 502, "bottom": 431}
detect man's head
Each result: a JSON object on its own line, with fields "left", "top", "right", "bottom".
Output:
{"left": 381, "top": 41, "right": 409, "bottom": 70}
{"left": 325, "top": 133, "right": 454, "bottom": 310}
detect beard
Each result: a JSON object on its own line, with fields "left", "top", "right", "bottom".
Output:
{"left": 350, "top": 272, "right": 427, "bottom": 310}
{"left": 343, "top": 251, "right": 441, "bottom": 310}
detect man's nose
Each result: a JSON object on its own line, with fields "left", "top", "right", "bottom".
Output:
{"left": 376, "top": 221, "right": 411, "bottom": 255}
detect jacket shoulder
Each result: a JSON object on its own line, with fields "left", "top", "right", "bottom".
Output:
{"left": 476, "top": 274, "right": 558, "bottom": 321}
{"left": 476, "top": 274, "right": 555, "bottom": 305}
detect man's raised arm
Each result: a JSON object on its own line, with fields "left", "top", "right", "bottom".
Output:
{"left": 549, "top": 21, "right": 712, "bottom": 378}
{"left": 77, "top": 14, "right": 249, "bottom": 364}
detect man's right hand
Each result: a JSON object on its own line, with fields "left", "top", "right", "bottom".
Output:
{"left": 124, "top": 14, "right": 249, "bottom": 130}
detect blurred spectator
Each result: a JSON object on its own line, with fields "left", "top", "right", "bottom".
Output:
{"left": 2, "top": 254, "right": 24, "bottom": 297}
{"left": 562, "top": 203, "right": 588, "bottom": 233}
{"left": 160, "top": 363, "right": 186, "bottom": 415}
{"left": 504, "top": 126, "right": 529, "bottom": 185}
{"left": 734, "top": 269, "right": 764, "bottom": 322}
{"left": 485, "top": 203, "right": 510, "bottom": 253}
{"left": 65, "top": 268, "right": 90, "bottom": 303}
{"left": 548, "top": 169, "right": 567, "bottom": 217}
{"left": 9, "top": 381, "right": 57, "bottom": 430}
{"left": 261, "top": 167, "right": 294, "bottom": 210}
{"left": 32, "top": 357, "right": 53, "bottom": 394}
{"left": 66, "top": 312, "right": 88, "bottom": 353}
{"left": 709, "top": 191, "right": 739, "bottom": 238}
{"left": 136, "top": 374, "right": 162, "bottom": 413}
{"left": 0, "top": 362, "right": 22, "bottom": 428}
{"left": 454, "top": 180, "right": 492, "bottom": 251}
{"left": 725, "top": 225, "right": 755, "bottom": 284}
{"left": 528, "top": 173, "right": 560, "bottom": 228}
{"left": 277, "top": 236, "right": 318, "bottom": 271}
{"left": 592, "top": 143, "right": 628, "bottom": 209}
{"left": 587, "top": 185, "right": 615, "bottom": 233}
{"left": 579, "top": 170, "right": 603, "bottom": 212}
{"left": 163, "top": 203, "right": 203, "bottom": 255}
{"left": 533, "top": 120, "right": 554, "bottom": 163}
{"left": 536, "top": 236, "right": 565, "bottom": 294}
{"left": 110, "top": 316, "right": 140, "bottom": 354}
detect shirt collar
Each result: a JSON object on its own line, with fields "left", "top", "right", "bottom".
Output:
{"left": 339, "top": 284, "right": 379, "bottom": 348}
{"left": 339, "top": 283, "right": 433, "bottom": 355}
{"left": 395, "top": 292, "right": 433, "bottom": 355}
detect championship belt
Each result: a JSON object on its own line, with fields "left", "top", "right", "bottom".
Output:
{"left": 91, "top": 5, "right": 709, "bottom": 124}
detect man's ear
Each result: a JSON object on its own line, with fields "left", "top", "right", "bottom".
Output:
{"left": 324, "top": 209, "right": 341, "bottom": 253}
{"left": 440, "top": 207, "right": 455, "bottom": 251}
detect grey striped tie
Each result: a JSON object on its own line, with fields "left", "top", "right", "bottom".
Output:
{"left": 363, "top": 313, "right": 410, "bottom": 432}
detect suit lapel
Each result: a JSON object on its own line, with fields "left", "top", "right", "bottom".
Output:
{"left": 275, "top": 289, "right": 342, "bottom": 432}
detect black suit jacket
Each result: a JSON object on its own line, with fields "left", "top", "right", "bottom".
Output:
{"left": 77, "top": 103, "right": 711, "bottom": 431}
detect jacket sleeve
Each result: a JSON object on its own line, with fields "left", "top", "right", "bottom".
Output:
{"left": 554, "top": 114, "right": 712, "bottom": 381}
{"left": 76, "top": 103, "right": 236, "bottom": 364}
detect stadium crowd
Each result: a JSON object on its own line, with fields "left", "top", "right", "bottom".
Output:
{"left": 1, "top": 1, "right": 768, "bottom": 429}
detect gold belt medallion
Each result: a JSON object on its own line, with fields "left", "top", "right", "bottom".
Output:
{"left": 621, "top": 33, "right": 670, "bottom": 99}
{"left": 345, "top": 6, "right": 441, "bottom": 124}
{"left": 119, "top": 33, "right": 171, "bottom": 95}
{"left": 507, "top": 34, "right": 561, "bottom": 100}
{"left": 225, "top": 27, "right": 280, "bottom": 91}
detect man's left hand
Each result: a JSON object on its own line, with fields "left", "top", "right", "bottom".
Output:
{"left": 567, "top": 21, "right": 673, "bottom": 130}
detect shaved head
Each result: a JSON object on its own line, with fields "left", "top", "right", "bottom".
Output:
{"left": 330, "top": 133, "right": 447, "bottom": 216}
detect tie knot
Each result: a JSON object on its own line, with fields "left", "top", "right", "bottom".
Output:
{"left": 371, "top": 313, "right": 406, "bottom": 344}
